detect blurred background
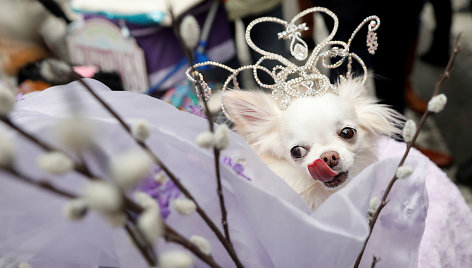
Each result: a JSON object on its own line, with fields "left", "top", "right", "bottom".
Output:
{"left": 1, "top": 0, "right": 471, "bottom": 204}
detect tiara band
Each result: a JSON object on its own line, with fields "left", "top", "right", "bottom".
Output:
{"left": 186, "top": 7, "right": 380, "bottom": 114}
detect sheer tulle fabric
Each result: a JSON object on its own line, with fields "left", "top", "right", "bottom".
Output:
{"left": 0, "top": 79, "right": 470, "bottom": 268}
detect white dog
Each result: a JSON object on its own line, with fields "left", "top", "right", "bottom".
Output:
{"left": 222, "top": 78, "right": 403, "bottom": 210}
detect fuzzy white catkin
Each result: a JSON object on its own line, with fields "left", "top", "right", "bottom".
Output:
{"left": 368, "top": 196, "right": 379, "bottom": 216}
{"left": 180, "top": 15, "right": 200, "bottom": 49}
{"left": 63, "top": 199, "right": 88, "bottom": 220}
{"left": 173, "top": 198, "right": 197, "bottom": 215}
{"left": 134, "top": 191, "right": 159, "bottom": 210}
{"left": 427, "top": 94, "right": 447, "bottom": 113}
{"left": 37, "top": 151, "right": 74, "bottom": 175}
{"left": 138, "top": 208, "right": 163, "bottom": 243}
{"left": 56, "top": 116, "right": 93, "bottom": 150}
{"left": 84, "top": 181, "right": 123, "bottom": 213}
{"left": 214, "top": 124, "right": 229, "bottom": 150}
{"left": 110, "top": 150, "right": 152, "bottom": 190}
{"left": 402, "top": 119, "right": 417, "bottom": 143}
{"left": 196, "top": 131, "right": 214, "bottom": 148}
{"left": 0, "top": 134, "right": 15, "bottom": 167}
{"left": 190, "top": 235, "right": 212, "bottom": 255}
{"left": 207, "top": 91, "right": 223, "bottom": 114}
{"left": 131, "top": 119, "right": 150, "bottom": 142}
{"left": 396, "top": 165, "right": 414, "bottom": 178}
{"left": 0, "top": 83, "right": 15, "bottom": 116}
{"left": 159, "top": 250, "right": 193, "bottom": 268}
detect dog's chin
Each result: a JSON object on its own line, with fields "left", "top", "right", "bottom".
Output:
{"left": 318, "top": 171, "right": 349, "bottom": 191}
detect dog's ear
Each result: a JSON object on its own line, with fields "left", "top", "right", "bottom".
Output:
{"left": 337, "top": 78, "right": 404, "bottom": 137}
{"left": 222, "top": 90, "right": 281, "bottom": 144}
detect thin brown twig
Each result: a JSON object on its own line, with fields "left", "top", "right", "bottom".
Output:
{"left": 353, "top": 34, "right": 462, "bottom": 268}
{"left": 192, "top": 70, "right": 232, "bottom": 243}
{"left": 165, "top": 0, "right": 233, "bottom": 249}
{"left": 169, "top": 0, "right": 236, "bottom": 260}
{"left": 0, "top": 116, "right": 93, "bottom": 177}
{"left": 2, "top": 167, "right": 77, "bottom": 199}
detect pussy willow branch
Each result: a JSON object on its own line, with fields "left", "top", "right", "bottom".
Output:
{"left": 74, "top": 76, "right": 243, "bottom": 268}
{"left": 166, "top": 1, "right": 234, "bottom": 249}
{"left": 1, "top": 115, "right": 156, "bottom": 264}
{"left": 3, "top": 163, "right": 221, "bottom": 267}
{"left": 353, "top": 34, "right": 462, "bottom": 268}
{"left": 0, "top": 116, "right": 143, "bottom": 214}
{"left": 0, "top": 167, "right": 157, "bottom": 267}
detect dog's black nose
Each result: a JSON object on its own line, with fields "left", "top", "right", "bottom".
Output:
{"left": 320, "top": 151, "right": 339, "bottom": 168}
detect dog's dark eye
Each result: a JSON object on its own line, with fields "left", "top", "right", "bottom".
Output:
{"left": 339, "top": 127, "right": 356, "bottom": 140}
{"left": 290, "top": 146, "right": 308, "bottom": 159}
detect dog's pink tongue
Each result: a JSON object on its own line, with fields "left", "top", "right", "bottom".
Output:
{"left": 308, "top": 159, "right": 338, "bottom": 182}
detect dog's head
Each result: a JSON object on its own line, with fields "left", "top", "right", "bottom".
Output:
{"left": 223, "top": 78, "right": 403, "bottom": 207}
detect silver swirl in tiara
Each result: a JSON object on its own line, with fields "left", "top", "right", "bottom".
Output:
{"left": 186, "top": 7, "right": 380, "bottom": 115}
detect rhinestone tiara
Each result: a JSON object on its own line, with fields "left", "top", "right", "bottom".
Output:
{"left": 186, "top": 7, "right": 380, "bottom": 112}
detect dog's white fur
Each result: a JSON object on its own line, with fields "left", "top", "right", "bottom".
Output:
{"left": 223, "top": 78, "right": 403, "bottom": 210}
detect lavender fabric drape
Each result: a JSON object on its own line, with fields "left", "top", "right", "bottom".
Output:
{"left": 0, "top": 79, "right": 470, "bottom": 267}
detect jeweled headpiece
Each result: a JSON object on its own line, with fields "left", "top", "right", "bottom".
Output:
{"left": 186, "top": 7, "right": 380, "bottom": 113}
